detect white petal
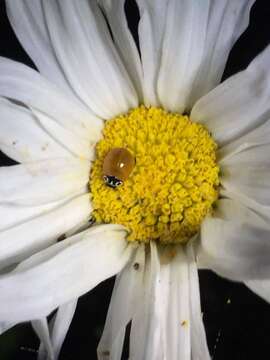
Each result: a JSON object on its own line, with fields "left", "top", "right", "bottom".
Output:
{"left": 218, "top": 118, "right": 270, "bottom": 162}
{"left": 187, "top": 0, "right": 255, "bottom": 108}
{"left": 32, "top": 318, "right": 54, "bottom": 360}
{"left": 98, "top": 245, "right": 146, "bottom": 360}
{"left": 41, "top": 0, "right": 138, "bottom": 118}
{"left": 160, "top": 246, "right": 191, "bottom": 360}
{"left": 0, "top": 200, "right": 78, "bottom": 234}
{"left": 136, "top": 0, "right": 169, "bottom": 106}
{"left": 0, "top": 194, "right": 91, "bottom": 269}
{"left": 220, "top": 187, "right": 270, "bottom": 224}
{"left": 198, "top": 199, "right": 270, "bottom": 281}
{"left": 0, "top": 158, "right": 90, "bottom": 206}
{"left": 191, "top": 45, "right": 270, "bottom": 145}
{"left": 0, "top": 225, "right": 133, "bottom": 322}
{"left": 98, "top": 0, "right": 144, "bottom": 102}
{"left": 50, "top": 300, "right": 77, "bottom": 359}
{"left": 6, "top": 0, "right": 75, "bottom": 95}
{"left": 0, "top": 98, "right": 71, "bottom": 163}
{"left": 0, "top": 321, "right": 16, "bottom": 335}
{"left": 98, "top": 242, "right": 208, "bottom": 360}
{"left": 245, "top": 279, "right": 270, "bottom": 303}
{"left": 187, "top": 243, "right": 210, "bottom": 360}
{"left": 157, "top": 0, "right": 210, "bottom": 113}
{"left": 38, "top": 300, "right": 78, "bottom": 360}
{"left": 129, "top": 242, "right": 164, "bottom": 360}
{"left": 129, "top": 243, "right": 204, "bottom": 360}
{"left": 221, "top": 144, "right": 270, "bottom": 206}
{"left": 137, "top": 0, "right": 254, "bottom": 110}
{"left": 0, "top": 57, "right": 103, "bottom": 142}
{"left": 32, "top": 109, "right": 92, "bottom": 160}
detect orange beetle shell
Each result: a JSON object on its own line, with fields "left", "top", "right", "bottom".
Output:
{"left": 103, "top": 148, "right": 135, "bottom": 182}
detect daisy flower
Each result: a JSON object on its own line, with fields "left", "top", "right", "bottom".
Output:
{"left": 0, "top": 0, "right": 270, "bottom": 359}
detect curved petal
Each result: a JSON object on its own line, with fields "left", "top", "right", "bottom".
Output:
{"left": 0, "top": 194, "right": 91, "bottom": 270}
{"left": 218, "top": 119, "right": 270, "bottom": 218}
{"left": 0, "top": 98, "right": 71, "bottom": 163}
{"left": 98, "top": 245, "right": 146, "bottom": 360}
{"left": 137, "top": 0, "right": 254, "bottom": 111}
{"left": 41, "top": 0, "right": 138, "bottom": 118}
{"left": 32, "top": 319, "right": 54, "bottom": 360}
{"left": 6, "top": 0, "right": 75, "bottom": 95}
{"left": 0, "top": 199, "right": 81, "bottom": 234}
{"left": 220, "top": 188, "right": 270, "bottom": 225}
{"left": 49, "top": 300, "right": 77, "bottom": 360}
{"left": 129, "top": 242, "right": 207, "bottom": 360}
{"left": 0, "top": 57, "right": 103, "bottom": 142}
{"left": 98, "top": 0, "right": 144, "bottom": 102}
{"left": 218, "top": 118, "right": 270, "bottom": 162}
{"left": 38, "top": 300, "right": 78, "bottom": 360}
{"left": 221, "top": 144, "right": 270, "bottom": 206}
{"left": 32, "top": 109, "right": 92, "bottom": 160}
{"left": 0, "top": 158, "right": 90, "bottom": 206}
{"left": 198, "top": 199, "right": 270, "bottom": 282}
{"left": 100, "top": 242, "right": 209, "bottom": 360}
{"left": 0, "top": 225, "right": 134, "bottom": 323}
{"left": 187, "top": 0, "right": 255, "bottom": 109}
{"left": 191, "top": 45, "right": 270, "bottom": 145}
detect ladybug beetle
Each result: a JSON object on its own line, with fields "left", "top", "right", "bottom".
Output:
{"left": 102, "top": 148, "right": 135, "bottom": 188}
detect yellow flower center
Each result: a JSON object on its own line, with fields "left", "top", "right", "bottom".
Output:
{"left": 90, "top": 106, "right": 219, "bottom": 244}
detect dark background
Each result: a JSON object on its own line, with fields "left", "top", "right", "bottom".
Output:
{"left": 1, "top": 0, "right": 270, "bottom": 359}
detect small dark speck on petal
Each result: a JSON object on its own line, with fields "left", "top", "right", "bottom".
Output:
{"left": 89, "top": 216, "right": 96, "bottom": 225}
{"left": 57, "top": 234, "right": 66, "bottom": 242}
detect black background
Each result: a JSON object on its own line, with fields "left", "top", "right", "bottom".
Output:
{"left": 1, "top": 0, "right": 270, "bottom": 359}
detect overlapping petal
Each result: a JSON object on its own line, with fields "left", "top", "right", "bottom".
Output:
{"left": 187, "top": 0, "right": 255, "bottom": 108}
{"left": 187, "top": 244, "right": 211, "bottom": 360}
{"left": 98, "top": 245, "right": 146, "bottom": 360}
{"left": 0, "top": 225, "right": 133, "bottom": 323}
{"left": 126, "top": 242, "right": 209, "bottom": 360}
{"left": 98, "top": 0, "right": 144, "bottom": 102}
{"left": 137, "top": 0, "right": 254, "bottom": 112}
{"left": 32, "top": 319, "right": 54, "bottom": 360}
{"left": 199, "top": 199, "right": 270, "bottom": 281}
{"left": 0, "top": 158, "right": 90, "bottom": 206}
{"left": 129, "top": 242, "right": 163, "bottom": 360}
{"left": 37, "top": 300, "right": 78, "bottom": 360}
{"left": 0, "top": 98, "right": 71, "bottom": 163}
{"left": 218, "top": 118, "right": 270, "bottom": 162}
{"left": 0, "top": 194, "right": 91, "bottom": 270}
{"left": 0, "top": 57, "right": 103, "bottom": 142}
{"left": 191, "top": 45, "right": 270, "bottom": 145}
{"left": 157, "top": 0, "right": 210, "bottom": 112}
{"left": 7, "top": 0, "right": 138, "bottom": 118}
{"left": 221, "top": 144, "right": 270, "bottom": 207}
{"left": 136, "top": 0, "right": 169, "bottom": 106}
{"left": 6, "top": 0, "right": 75, "bottom": 96}
{"left": 1, "top": 0, "right": 270, "bottom": 359}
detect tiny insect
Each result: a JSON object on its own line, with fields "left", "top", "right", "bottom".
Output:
{"left": 103, "top": 148, "right": 135, "bottom": 188}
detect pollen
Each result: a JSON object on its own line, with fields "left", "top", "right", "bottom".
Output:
{"left": 90, "top": 106, "right": 219, "bottom": 244}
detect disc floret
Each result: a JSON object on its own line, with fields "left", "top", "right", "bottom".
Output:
{"left": 90, "top": 106, "right": 219, "bottom": 244}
